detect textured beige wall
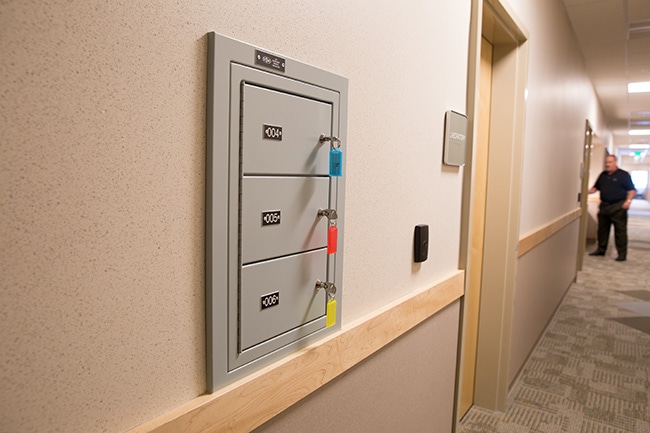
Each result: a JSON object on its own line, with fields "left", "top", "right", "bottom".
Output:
{"left": 0, "top": 2, "right": 212, "bottom": 432}
{"left": 0, "top": 1, "right": 470, "bottom": 432}
{"left": 501, "top": 0, "right": 608, "bottom": 389}
{"left": 506, "top": 0, "right": 607, "bottom": 234}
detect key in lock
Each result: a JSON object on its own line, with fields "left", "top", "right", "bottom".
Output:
{"left": 314, "top": 279, "right": 337, "bottom": 297}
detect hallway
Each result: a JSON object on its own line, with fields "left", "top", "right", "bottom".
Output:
{"left": 459, "top": 200, "right": 650, "bottom": 432}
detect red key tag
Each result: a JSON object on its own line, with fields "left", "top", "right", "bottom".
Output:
{"left": 327, "top": 223, "right": 338, "bottom": 254}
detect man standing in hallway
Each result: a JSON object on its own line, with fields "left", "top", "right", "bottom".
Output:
{"left": 588, "top": 155, "right": 636, "bottom": 261}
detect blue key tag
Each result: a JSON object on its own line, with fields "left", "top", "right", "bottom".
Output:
{"left": 329, "top": 147, "right": 342, "bottom": 177}
{"left": 320, "top": 134, "right": 343, "bottom": 177}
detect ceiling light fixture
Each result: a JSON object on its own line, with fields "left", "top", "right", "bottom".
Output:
{"left": 629, "top": 144, "right": 650, "bottom": 149}
{"left": 628, "top": 82, "right": 650, "bottom": 93}
{"left": 629, "top": 130, "right": 650, "bottom": 136}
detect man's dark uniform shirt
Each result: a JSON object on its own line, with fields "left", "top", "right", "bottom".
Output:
{"left": 594, "top": 169, "right": 635, "bottom": 204}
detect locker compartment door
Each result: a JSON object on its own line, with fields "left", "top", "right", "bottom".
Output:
{"left": 240, "top": 248, "right": 327, "bottom": 351}
{"left": 241, "top": 176, "right": 329, "bottom": 264}
{"left": 241, "top": 83, "right": 332, "bottom": 176}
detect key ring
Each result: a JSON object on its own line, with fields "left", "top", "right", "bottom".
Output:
{"left": 319, "top": 134, "right": 342, "bottom": 148}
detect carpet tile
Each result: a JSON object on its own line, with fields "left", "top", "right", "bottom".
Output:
{"left": 458, "top": 208, "right": 650, "bottom": 432}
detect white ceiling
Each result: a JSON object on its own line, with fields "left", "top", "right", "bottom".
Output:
{"left": 562, "top": 0, "right": 650, "bottom": 156}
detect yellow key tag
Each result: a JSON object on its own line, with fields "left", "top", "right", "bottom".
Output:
{"left": 326, "top": 298, "right": 337, "bottom": 328}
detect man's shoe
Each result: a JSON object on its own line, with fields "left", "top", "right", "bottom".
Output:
{"left": 589, "top": 250, "right": 605, "bottom": 256}
{"left": 615, "top": 256, "right": 626, "bottom": 262}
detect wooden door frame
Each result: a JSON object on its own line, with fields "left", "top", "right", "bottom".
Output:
{"left": 456, "top": 0, "right": 530, "bottom": 421}
{"left": 456, "top": 35, "right": 493, "bottom": 421}
{"left": 576, "top": 121, "right": 593, "bottom": 272}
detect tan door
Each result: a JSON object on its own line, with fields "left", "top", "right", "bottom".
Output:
{"left": 576, "top": 121, "right": 593, "bottom": 272}
{"left": 457, "top": 36, "right": 493, "bottom": 420}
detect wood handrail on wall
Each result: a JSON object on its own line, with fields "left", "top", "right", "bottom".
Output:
{"left": 129, "top": 271, "right": 464, "bottom": 433}
{"left": 517, "top": 208, "right": 581, "bottom": 258}
{"left": 128, "top": 208, "right": 580, "bottom": 433}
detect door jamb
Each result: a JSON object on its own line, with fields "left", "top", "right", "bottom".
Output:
{"left": 456, "top": 0, "right": 530, "bottom": 419}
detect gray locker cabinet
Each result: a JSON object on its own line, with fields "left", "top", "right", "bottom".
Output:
{"left": 207, "top": 32, "right": 347, "bottom": 392}
{"left": 242, "top": 84, "right": 333, "bottom": 176}
{"left": 240, "top": 248, "right": 327, "bottom": 351}
{"left": 241, "top": 176, "right": 329, "bottom": 264}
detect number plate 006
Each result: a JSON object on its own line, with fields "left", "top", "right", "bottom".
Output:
{"left": 260, "top": 291, "right": 280, "bottom": 310}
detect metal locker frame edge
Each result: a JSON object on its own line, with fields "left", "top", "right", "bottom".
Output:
{"left": 206, "top": 32, "right": 348, "bottom": 393}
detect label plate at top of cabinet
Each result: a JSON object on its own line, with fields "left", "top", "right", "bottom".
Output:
{"left": 241, "top": 83, "right": 332, "bottom": 176}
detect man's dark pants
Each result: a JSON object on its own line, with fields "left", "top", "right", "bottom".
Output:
{"left": 596, "top": 200, "right": 628, "bottom": 258}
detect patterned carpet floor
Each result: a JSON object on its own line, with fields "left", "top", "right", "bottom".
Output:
{"left": 458, "top": 203, "right": 650, "bottom": 433}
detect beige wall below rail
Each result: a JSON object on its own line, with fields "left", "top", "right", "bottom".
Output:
{"left": 254, "top": 301, "right": 461, "bottom": 433}
{"left": 509, "top": 219, "right": 580, "bottom": 385}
